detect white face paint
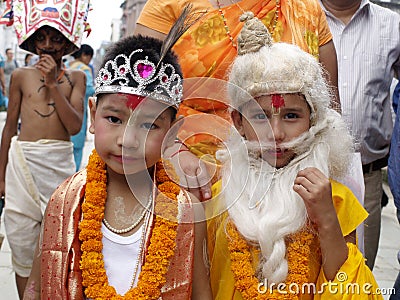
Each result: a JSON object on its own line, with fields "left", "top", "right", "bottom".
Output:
{"left": 112, "top": 196, "right": 148, "bottom": 226}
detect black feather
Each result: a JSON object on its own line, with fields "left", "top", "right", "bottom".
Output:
{"left": 157, "top": 3, "right": 206, "bottom": 67}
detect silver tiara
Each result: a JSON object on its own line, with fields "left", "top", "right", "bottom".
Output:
{"left": 95, "top": 49, "right": 183, "bottom": 108}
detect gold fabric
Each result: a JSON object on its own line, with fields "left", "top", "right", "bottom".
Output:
{"left": 40, "top": 170, "right": 195, "bottom": 299}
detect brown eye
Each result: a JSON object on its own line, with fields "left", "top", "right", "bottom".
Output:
{"left": 141, "top": 123, "right": 157, "bottom": 130}
{"left": 107, "top": 116, "right": 122, "bottom": 124}
{"left": 36, "top": 35, "right": 45, "bottom": 41}
{"left": 52, "top": 36, "right": 64, "bottom": 43}
{"left": 284, "top": 113, "right": 299, "bottom": 119}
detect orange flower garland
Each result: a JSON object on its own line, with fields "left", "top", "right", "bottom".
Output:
{"left": 227, "top": 221, "right": 314, "bottom": 299}
{"left": 79, "top": 150, "right": 181, "bottom": 299}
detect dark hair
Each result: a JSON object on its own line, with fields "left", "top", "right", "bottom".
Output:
{"left": 99, "top": 35, "right": 182, "bottom": 88}
{"left": 24, "top": 53, "right": 33, "bottom": 66}
{"left": 71, "top": 44, "right": 94, "bottom": 59}
{"left": 5, "top": 48, "right": 12, "bottom": 54}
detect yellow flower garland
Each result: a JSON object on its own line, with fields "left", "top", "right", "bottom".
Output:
{"left": 227, "top": 221, "right": 315, "bottom": 299}
{"left": 79, "top": 150, "right": 181, "bottom": 299}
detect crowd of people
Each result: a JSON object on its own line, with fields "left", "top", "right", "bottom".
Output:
{"left": 0, "top": 0, "right": 399, "bottom": 299}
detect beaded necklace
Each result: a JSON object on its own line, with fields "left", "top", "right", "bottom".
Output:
{"left": 102, "top": 194, "right": 152, "bottom": 234}
{"left": 215, "top": 0, "right": 281, "bottom": 48}
{"left": 128, "top": 210, "right": 150, "bottom": 290}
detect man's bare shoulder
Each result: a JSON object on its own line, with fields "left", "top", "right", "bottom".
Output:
{"left": 12, "top": 66, "right": 40, "bottom": 79}
{"left": 67, "top": 68, "right": 86, "bottom": 81}
{"left": 9, "top": 67, "right": 42, "bottom": 92}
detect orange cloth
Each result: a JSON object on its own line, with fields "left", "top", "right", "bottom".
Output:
{"left": 40, "top": 169, "right": 195, "bottom": 299}
{"left": 138, "top": 0, "right": 332, "bottom": 156}
{"left": 207, "top": 180, "right": 382, "bottom": 299}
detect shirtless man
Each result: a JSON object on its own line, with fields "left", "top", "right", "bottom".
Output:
{"left": 0, "top": 25, "right": 85, "bottom": 298}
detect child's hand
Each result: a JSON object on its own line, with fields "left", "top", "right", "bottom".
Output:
{"left": 35, "top": 54, "right": 58, "bottom": 86}
{"left": 293, "top": 167, "right": 336, "bottom": 229}
{"left": 164, "top": 143, "right": 212, "bottom": 201}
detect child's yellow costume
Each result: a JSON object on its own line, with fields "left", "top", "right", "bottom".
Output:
{"left": 205, "top": 12, "right": 384, "bottom": 300}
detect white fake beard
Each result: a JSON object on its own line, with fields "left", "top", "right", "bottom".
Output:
{"left": 216, "top": 112, "right": 352, "bottom": 284}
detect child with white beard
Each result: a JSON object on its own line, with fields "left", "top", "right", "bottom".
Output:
{"left": 207, "top": 12, "right": 382, "bottom": 300}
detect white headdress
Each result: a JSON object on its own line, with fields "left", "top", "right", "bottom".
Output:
{"left": 11, "top": 0, "right": 91, "bottom": 55}
{"left": 227, "top": 11, "right": 353, "bottom": 178}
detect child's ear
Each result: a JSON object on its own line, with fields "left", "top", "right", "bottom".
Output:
{"left": 88, "top": 97, "right": 96, "bottom": 134}
{"left": 231, "top": 110, "right": 245, "bottom": 136}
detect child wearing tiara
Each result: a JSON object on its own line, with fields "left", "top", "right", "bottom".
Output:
{"left": 24, "top": 33, "right": 212, "bottom": 300}
{"left": 207, "top": 13, "right": 382, "bottom": 299}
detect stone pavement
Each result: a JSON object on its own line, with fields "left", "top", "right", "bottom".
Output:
{"left": 0, "top": 111, "right": 399, "bottom": 299}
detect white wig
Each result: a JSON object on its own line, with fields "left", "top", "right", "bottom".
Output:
{"left": 228, "top": 12, "right": 331, "bottom": 127}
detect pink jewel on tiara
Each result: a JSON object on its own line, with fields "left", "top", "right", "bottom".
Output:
{"left": 137, "top": 63, "right": 153, "bottom": 78}
{"left": 95, "top": 49, "right": 183, "bottom": 108}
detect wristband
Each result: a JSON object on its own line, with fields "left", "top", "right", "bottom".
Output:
{"left": 170, "top": 148, "right": 190, "bottom": 158}
{"left": 174, "top": 138, "right": 188, "bottom": 148}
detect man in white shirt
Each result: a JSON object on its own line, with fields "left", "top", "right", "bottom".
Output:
{"left": 4, "top": 48, "right": 18, "bottom": 99}
{"left": 320, "top": 0, "right": 400, "bottom": 270}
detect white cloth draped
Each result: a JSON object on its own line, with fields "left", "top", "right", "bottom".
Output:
{"left": 4, "top": 136, "right": 75, "bottom": 277}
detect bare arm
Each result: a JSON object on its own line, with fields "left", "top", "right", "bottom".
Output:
{"left": 293, "top": 167, "right": 348, "bottom": 280}
{"left": 191, "top": 193, "right": 212, "bottom": 300}
{"left": 319, "top": 41, "right": 341, "bottom": 113}
{"left": 23, "top": 242, "right": 41, "bottom": 300}
{"left": 0, "top": 70, "right": 22, "bottom": 198}
{"left": 36, "top": 54, "right": 85, "bottom": 135}
{"left": 134, "top": 24, "right": 167, "bottom": 41}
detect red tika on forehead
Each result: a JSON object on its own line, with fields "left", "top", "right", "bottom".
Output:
{"left": 122, "top": 94, "right": 145, "bottom": 110}
{"left": 271, "top": 94, "right": 285, "bottom": 109}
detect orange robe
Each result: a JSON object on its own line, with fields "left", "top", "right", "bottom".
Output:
{"left": 207, "top": 180, "right": 383, "bottom": 299}
{"left": 138, "top": 0, "right": 332, "bottom": 157}
{"left": 40, "top": 169, "right": 195, "bottom": 299}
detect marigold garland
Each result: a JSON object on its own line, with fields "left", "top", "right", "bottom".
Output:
{"left": 227, "top": 221, "right": 314, "bottom": 299}
{"left": 79, "top": 150, "right": 181, "bottom": 299}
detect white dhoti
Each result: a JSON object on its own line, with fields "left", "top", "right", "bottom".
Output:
{"left": 4, "top": 136, "right": 75, "bottom": 277}
{"left": 335, "top": 152, "right": 365, "bottom": 254}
